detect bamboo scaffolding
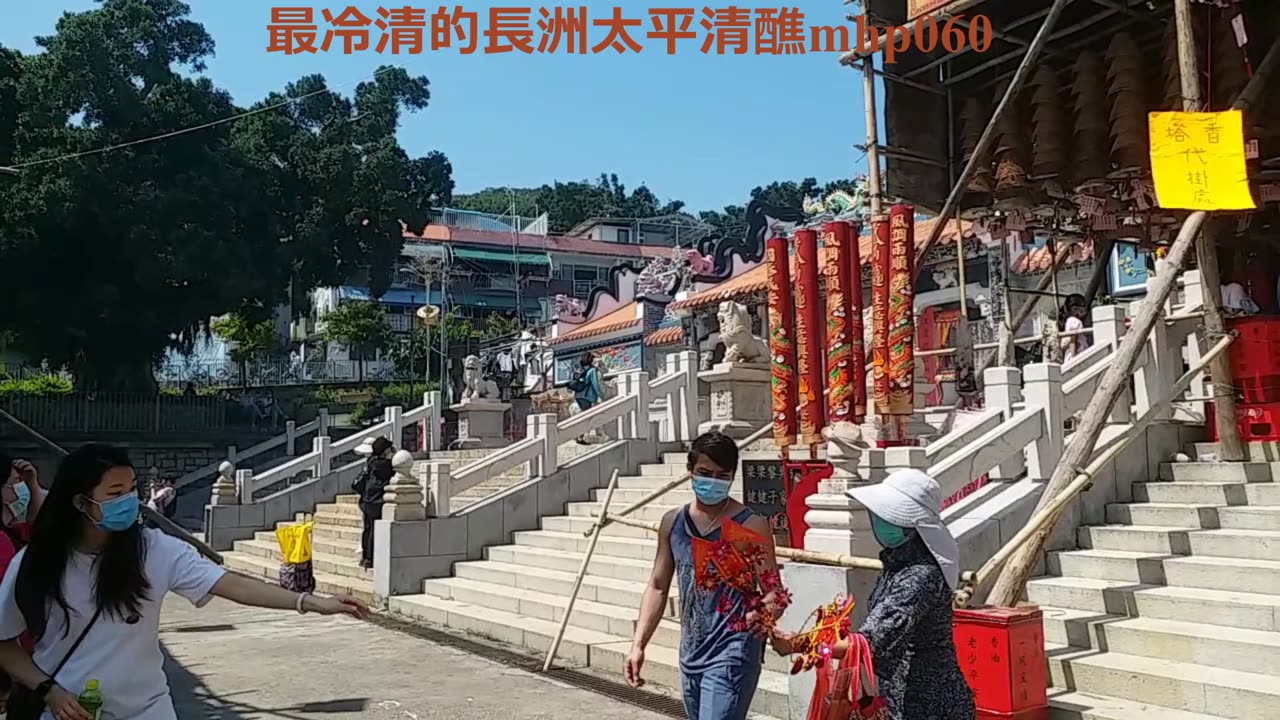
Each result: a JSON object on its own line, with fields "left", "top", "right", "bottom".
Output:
{"left": 957, "top": 332, "right": 1235, "bottom": 606}
{"left": 987, "top": 30, "right": 1280, "bottom": 608}
{"left": 543, "top": 469, "right": 620, "bottom": 672}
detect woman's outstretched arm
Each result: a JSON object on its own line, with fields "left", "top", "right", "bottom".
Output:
{"left": 210, "top": 572, "right": 368, "bottom": 618}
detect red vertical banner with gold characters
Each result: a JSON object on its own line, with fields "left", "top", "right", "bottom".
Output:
{"left": 822, "top": 222, "right": 856, "bottom": 427}
{"left": 766, "top": 236, "right": 797, "bottom": 448}
{"left": 794, "top": 229, "right": 826, "bottom": 446}
{"left": 887, "top": 205, "right": 916, "bottom": 416}
{"left": 846, "top": 219, "right": 866, "bottom": 422}
{"left": 870, "top": 216, "right": 891, "bottom": 416}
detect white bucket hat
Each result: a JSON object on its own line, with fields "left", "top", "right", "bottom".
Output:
{"left": 355, "top": 438, "right": 375, "bottom": 457}
{"left": 847, "top": 469, "right": 960, "bottom": 590}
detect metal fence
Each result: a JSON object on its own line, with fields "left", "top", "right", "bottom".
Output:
{"left": 157, "top": 360, "right": 418, "bottom": 389}
{"left": 0, "top": 393, "right": 230, "bottom": 433}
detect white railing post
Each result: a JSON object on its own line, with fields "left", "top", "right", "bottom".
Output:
{"left": 614, "top": 372, "right": 635, "bottom": 439}
{"left": 425, "top": 461, "right": 452, "bottom": 517}
{"left": 1091, "top": 305, "right": 1132, "bottom": 423}
{"left": 423, "top": 391, "right": 442, "bottom": 451}
{"left": 620, "top": 370, "right": 650, "bottom": 440}
{"left": 313, "top": 436, "right": 332, "bottom": 479}
{"left": 1023, "top": 363, "right": 1064, "bottom": 482}
{"left": 1179, "top": 269, "right": 1209, "bottom": 412}
{"left": 235, "top": 469, "right": 253, "bottom": 504}
{"left": 1135, "top": 297, "right": 1174, "bottom": 420}
{"left": 983, "top": 366, "right": 1026, "bottom": 481}
{"left": 317, "top": 408, "right": 330, "bottom": 437}
{"left": 226, "top": 445, "right": 237, "bottom": 465}
{"left": 210, "top": 461, "right": 238, "bottom": 505}
{"left": 674, "top": 350, "right": 699, "bottom": 442}
{"left": 285, "top": 421, "right": 297, "bottom": 455}
{"left": 385, "top": 405, "right": 404, "bottom": 447}
{"left": 529, "top": 413, "right": 560, "bottom": 477}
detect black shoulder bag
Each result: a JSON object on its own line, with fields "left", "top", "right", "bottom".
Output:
{"left": 7, "top": 606, "right": 104, "bottom": 720}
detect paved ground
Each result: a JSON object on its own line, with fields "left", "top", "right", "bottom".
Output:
{"left": 162, "top": 598, "right": 672, "bottom": 720}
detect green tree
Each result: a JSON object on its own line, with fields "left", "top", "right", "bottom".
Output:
{"left": 0, "top": 0, "right": 452, "bottom": 390}
{"left": 210, "top": 313, "right": 277, "bottom": 387}
{"left": 455, "top": 173, "right": 685, "bottom": 233}
{"left": 322, "top": 301, "right": 392, "bottom": 382}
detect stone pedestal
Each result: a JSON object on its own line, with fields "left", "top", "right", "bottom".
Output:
{"left": 698, "top": 362, "right": 771, "bottom": 439}
{"left": 450, "top": 400, "right": 511, "bottom": 449}
{"left": 210, "top": 462, "right": 239, "bottom": 505}
{"left": 382, "top": 450, "right": 426, "bottom": 521}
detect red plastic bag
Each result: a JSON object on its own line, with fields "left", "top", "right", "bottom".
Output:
{"left": 804, "top": 635, "right": 890, "bottom": 720}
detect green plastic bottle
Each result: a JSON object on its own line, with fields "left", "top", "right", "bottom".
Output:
{"left": 78, "top": 679, "right": 103, "bottom": 720}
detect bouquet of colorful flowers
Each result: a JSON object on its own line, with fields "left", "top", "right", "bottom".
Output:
{"left": 691, "top": 519, "right": 792, "bottom": 636}
{"left": 786, "top": 595, "right": 856, "bottom": 675}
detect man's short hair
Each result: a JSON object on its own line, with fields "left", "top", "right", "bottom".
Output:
{"left": 687, "top": 432, "right": 739, "bottom": 472}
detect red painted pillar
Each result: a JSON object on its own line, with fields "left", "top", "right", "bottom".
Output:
{"left": 846, "top": 220, "right": 866, "bottom": 423}
{"left": 793, "top": 228, "right": 826, "bottom": 447}
{"left": 870, "top": 215, "right": 891, "bottom": 417}
{"left": 766, "top": 235, "right": 797, "bottom": 449}
{"left": 887, "top": 205, "right": 916, "bottom": 418}
{"left": 822, "top": 221, "right": 857, "bottom": 428}
{"left": 953, "top": 606, "right": 1048, "bottom": 720}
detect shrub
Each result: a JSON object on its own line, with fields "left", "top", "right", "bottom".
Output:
{"left": 0, "top": 375, "right": 74, "bottom": 397}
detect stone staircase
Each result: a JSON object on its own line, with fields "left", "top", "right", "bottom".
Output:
{"left": 1031, "top": 441, "right": 1280, "bottom": 719}
{"left": 389, "top": 450, "right": 794, "bottom": 719}
{"left": 431, "top": 443, "right": 598, "bottom": 512}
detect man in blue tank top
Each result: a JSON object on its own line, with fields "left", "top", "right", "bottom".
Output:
{"left": 624, "top": 432, "right": 778, "bottom": 720}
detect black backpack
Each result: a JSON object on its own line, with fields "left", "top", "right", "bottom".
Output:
{"left": 570, "top": 366, "right": 590, "bottom": 393}
{"left": 351, "top": 461, "right": 373, "bottom": 496}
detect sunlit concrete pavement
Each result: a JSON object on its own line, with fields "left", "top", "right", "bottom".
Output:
{"left": 162, "top": 597, "right": 671, "bottom": 719}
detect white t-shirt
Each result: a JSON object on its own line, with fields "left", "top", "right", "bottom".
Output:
{"left": 0, "top": 529, "right": 226, "bottom": 720}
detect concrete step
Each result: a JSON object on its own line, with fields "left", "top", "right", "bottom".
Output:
{"left": 661, "top": 451, "right": 689, "bottom": 465}
{"left": 312, "top": 510, "right": 363, "bottom": 528}
{"left": 452, "top": 559, "right": 681, "bottom": 616}
{"left": 1216, "top": 505, "right": 1280, "bottom": 531}
{"left": 511, "top": 530, "right": 657, "bottom": 562}
{"left": 1048, "top": 689, "right": 1236, "bottom": 720}
{"left": 1105, "top": 503, "right": 1222, "bottom": 529}
{"left": 1047, "top": 647, "right": 1280, "bottom": 719}
{"left": 1042, "top": 609, "right": 1280, "bottom": 676}
{"left": 566, "top": 501, "right": 676, "bottom": 522}
{"left": 1133, "top": 482, "right": 1249, "bottom": 506}
{"left": 541, "top": 514, "right": 656, "bottom": 540}
{"left": 485, "top": 544, "right": 653, "bottom": 584}
{"left": 309, "top": 523, "right": 363, "bottom": 543}
{"left": 386, "top": 594, "right": 790, "bottom": 719}
{"left": 1246, "top": 483, "right": 1280, "bottom": 504}
{"left": 1027, "top": 576, "right": 1280, "bottom": 632}
{"left": 617, "top": 475, "right": 687, "bottom": 490}
{"left": 639, "top": 463, "right": 687, "bottom": 477}
{"left": 315, "top": 502, "right": 361, "bottom": 517}
{"left": 1049, "top": 549, "right": 1280, "bottom": 595}
{"left": 1159, "top": 462, "right": 1280, "bottom": 483}
{"left": 1192, "top": 441, "right": 1280, "bottom": 463}
{"left": 593, "top": 486, "right": 697, "bottom": 507}
{"left": 221, "top": 551, "right": 374, "bottom": 604}
{"left": 231, "top": 539, "right": 373, "bottom": 581}
{"left": 335, "top": 494, "right": 359, "bottom": 504}
{"left": 1080, "top": 525, "right": 1280, "bottom": 560}
{"left": 422, "top": 576, "right": 682, "bottom": 648}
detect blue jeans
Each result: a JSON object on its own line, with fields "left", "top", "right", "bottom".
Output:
{"left": 679, "top": 660, "right": 762, "bottom": 720}
{"left": 575, "top": 397, "right": 596, "bottom": 412}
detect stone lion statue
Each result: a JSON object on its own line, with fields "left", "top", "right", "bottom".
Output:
{"left": 717, "top": 301, "right": 769, "bottom": 364}
{"left": 461, "top": 354, "right": 500, "bottom": 401}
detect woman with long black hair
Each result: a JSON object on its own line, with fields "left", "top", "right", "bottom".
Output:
{"left": 0, "top": 444, "right": 368, "bottom": 720}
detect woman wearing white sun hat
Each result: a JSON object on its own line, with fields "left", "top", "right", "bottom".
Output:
{"left": 772, "top": 469, "right": 975, "bottom": 720}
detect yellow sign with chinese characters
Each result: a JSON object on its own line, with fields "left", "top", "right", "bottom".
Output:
{"left": 1149, "top": 110, "right": 1256, "bottom": 211}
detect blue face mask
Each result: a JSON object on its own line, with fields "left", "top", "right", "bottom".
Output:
{"left": 870, "top": 514, "right": 909, "bottom": 549}
{"left": 7, "top": 483, "right": 30, "bottom": 520}
{"left": 691, "top": 475, "right": 732, "bottom": 505}
{"left": 91, "top": 493, "right": 140, "bottom": 532}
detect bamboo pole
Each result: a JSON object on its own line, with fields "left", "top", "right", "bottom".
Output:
{"left": 1174, "top": 0, "right": 1245, "bottom": 461}
{"left": 915, "top": 0, "right": 1075, "bottom": 271}
{"left": 602, "top": 513, "right": 884, "bottom": 571}
{"left": 864, "top": 59, "right": 883, "bottom": 217}
{"left": 958, "top": 333, "right": 1235, "bottom": 606}
{"left": 543, "top": 469, "right": 620, "bottom": 672}
{"left": 987, "top": 32, "right": 1280, "bottom": 608}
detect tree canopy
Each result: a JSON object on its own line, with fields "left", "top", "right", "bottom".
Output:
{"left": 0, "top": 0, "right": 452, "bottom": 390}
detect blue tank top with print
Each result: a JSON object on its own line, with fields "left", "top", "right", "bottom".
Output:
{"left": 670, "top": 505, "right": 766, "bottom": 676}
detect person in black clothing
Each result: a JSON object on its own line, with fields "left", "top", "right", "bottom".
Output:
{"left": 357, "top": 437, "right": 395, "bottom": 569}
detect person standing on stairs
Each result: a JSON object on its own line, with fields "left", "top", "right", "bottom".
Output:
{"left": 770, "top": 470, "right": 975, "bottom": 720}
{"left": 625, "top": 432, "right": 780, "bottom": 720}
{"left": 0, "top": 443, "right": 367, "bottom": 720}
{"left": 570, "top": 352, "right": 603, "bottom": 445}
{"left": 354, "top": 437, "right": 395, "bottom": 570}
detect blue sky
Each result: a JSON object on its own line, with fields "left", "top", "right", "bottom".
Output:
{"left": 3, "top": 1, "right": 874, "bottom": 213}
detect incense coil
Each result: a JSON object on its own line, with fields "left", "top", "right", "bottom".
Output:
{"left": 1030, "top": 65, "right": 1069, "bottom": 179}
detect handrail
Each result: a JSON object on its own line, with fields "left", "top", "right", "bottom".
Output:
{"left": 557, "top": 393, "right": 637, "bottom": 437}
{"left": 647, "top": 371, "right": 683, "bottom": 397}
{"left": 923, "top": 407, "right": 1003, "bottom": 463}
{"left": 953, "top": 332, "right": 1235, "bottom": 607}
{"left": 172, "top": 414, "right": 324, "bottom": 493}
{"left": 0, "top": 407, "right": 223, "bottom": 564}
{"left": 449, "top": 437, "right": 543, "bottom": 498}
